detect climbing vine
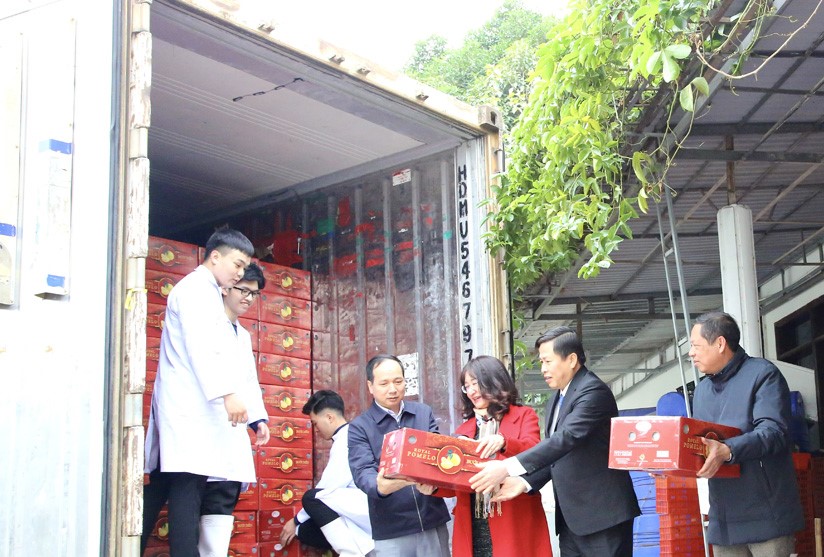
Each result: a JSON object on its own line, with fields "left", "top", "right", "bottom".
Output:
{"left": 483, "top": 0, "right": 778, "bottom": 289}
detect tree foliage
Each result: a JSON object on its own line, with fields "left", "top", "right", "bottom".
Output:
{"left": 485, "top": 0, "right": 723, "bottom": 290}
{"left": 405, "top": 0, "right": 554, "bottom": 130}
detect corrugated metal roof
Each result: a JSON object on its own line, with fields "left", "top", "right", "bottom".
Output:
{"left": 517, "top": 0, "right": 824, "bottom": 400}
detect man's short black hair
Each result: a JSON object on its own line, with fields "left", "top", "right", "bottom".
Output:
{"left": 302, "top": 390, "right": 345, "bottom": 416}
{"left": 366, "top": 354, "right": 404, "bottom": 382}
{"left": 535, "top": 326, "right": 587, "bottom": 365}
{"left": 241, "top": 262, "right": 266, "bottom": 290}
{"left": 695, "top": 312, "right": 741, "bottom": 352}
{"left": 204, "top": 226, "right": 254, "bottom": 260}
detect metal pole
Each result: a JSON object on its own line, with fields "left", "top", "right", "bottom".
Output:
{"left": 656, "top": 203, "right": 692, "bottom": 418}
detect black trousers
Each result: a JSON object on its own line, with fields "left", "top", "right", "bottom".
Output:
{"left": 295, "top": 488, "right": 341, "bottom": 550}
{"left": 557, "top": 506, "right": 634, "bottom": 557}
{"left": 141, "top": 469, "right": 240, "bottom": 556}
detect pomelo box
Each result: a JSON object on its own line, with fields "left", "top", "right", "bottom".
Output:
{"left": 230, "top": 510, "right": 258, "bottom": 544}
{"left": 259, "top": 293, "right": 313, "bottom": 331}
{"left": 234, "top": 482, "right": 259, "bottom": 511}
{"left": 258, "top": 353, "right": 312, "bottom": 389}
{"left": 147, "top": 236, "right": 200, "bottom": 274}
{"left": 257, "top": 446, "right": 313, "bottom": 479}
{"left": 262, "top": 416, "right": 314, "bottom": 448}
{"left": 259, "top": 324, "right": 312, "bottom": 361}
{"left": 257, "top": 506, "right": 298, "bottom": 543}
{"left": 145, "top": 269, "right": 186, "bottom": 305}
{"left": 258, "top": 262, "right": 311, "bottom": 301}
{"left": 379, "top": 427, "right": 494, "bottom": 492}
{"left": 261, "top": 385, "right": 311, "bottom": 418}
{"left": 608, "top": 416, "right": 741, "bottom": 478}
{"left": 258, "top": 478, "right": 313, "bottom": 510}
{"left": 146, "top": 303, "right": 166, "bottom": 338}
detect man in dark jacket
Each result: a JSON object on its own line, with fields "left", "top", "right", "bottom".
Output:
{"left": 690, "top": 312, "right": 804, "bottom": 556}
{"left": 348, "top": 354, "right": 451, "bottom": 556}
{"left": 471, "top": 327, "right": 640, "bottom": 556}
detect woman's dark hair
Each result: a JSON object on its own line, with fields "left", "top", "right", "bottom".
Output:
{"left": 459, "top": 355, "right": 520, "bottom": 421}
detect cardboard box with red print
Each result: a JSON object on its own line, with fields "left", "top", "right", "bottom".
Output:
{"left": 258, "top": 478, "right": 313, "bottom": 510}
{"left": 259, "top": 293, "right": 313, "bottom": 331}
{"left": 257, "top": 506, "right": 298, "bottom": 543}
{"left": 145, "top": 508, "right": 170, "bottom": 547}
{"left": 379, "top": 428, "right": 494, "bottom": 492}
{"left": 264, "top": 416, "right": 314, "bottom": 448}
{"left": 258, "top": 262, "right": 311, "bottom": 301}
{"left": 261, "top": 385, "right": 311, "bottom": 418}
{"left": 230, "top": 510, "right": 258, "bottom": 544}
{"left": 257, "top": 353, "right": 312, "bottom": 389}
{"left": 227, "top": 541, "right": 258, "bottom": 556}
{"left": 234, "top": 482, "right": 259, "bottom": 511}
{"left": 147, "top": 236, "right": 200, "bottom": 274}
{"left": 258, "top": 542, "right": 307, "bottom": 556}
{"left": 259, "top": 324, "right": 312, "bottom": 361}
{"left": 257, "top": 446, "right": 313, "bottom": 479}
{"left": 608, "top": 416, "right": 741, "bottom": 478}
{"left": 146, "top": 303, "right": 167, "bottom": 338}
{"left": 145, "top": 269, "right": 186, "bottom": 306}
{"left": 238, "top": 317, "right": 259, "bottom": 352}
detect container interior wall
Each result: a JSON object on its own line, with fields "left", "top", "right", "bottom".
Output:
{"left": 219, "top": 152, "right": 463, "bottom": 433}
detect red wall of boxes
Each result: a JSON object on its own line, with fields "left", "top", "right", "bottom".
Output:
{"left": 143, "top": 236, "right": 322, "bottom": 557}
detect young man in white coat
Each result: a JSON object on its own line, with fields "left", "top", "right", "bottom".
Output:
{"left": 197, "top": 261, "right": 271, "bottom": 555}
{"left": 279, "top": 390, "right": 373, "bottom": 557}
{"left": 143, "top": 228, "right": 261, "bottom": 557}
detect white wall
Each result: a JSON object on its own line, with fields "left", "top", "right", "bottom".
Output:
{"left": 0, "top": 1, "right": 116, "bottom": 555}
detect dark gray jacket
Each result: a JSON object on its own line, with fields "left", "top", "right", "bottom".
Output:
{"left": 348, "top": 401, "right": 450, "bottom": 540}
{"left": 694, "top": 349, "right": 805, "bottom": 545}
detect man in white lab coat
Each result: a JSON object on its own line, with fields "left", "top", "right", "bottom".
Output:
{"left": 143, "top": 227, "right": 259, "bottom": 557}
{"left": 279, "top": 390, "right": 373, "bottom": 556}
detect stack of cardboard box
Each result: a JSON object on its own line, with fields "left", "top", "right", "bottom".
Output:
{"left": 142, "top": 237, "right": 321, "bottom": 556}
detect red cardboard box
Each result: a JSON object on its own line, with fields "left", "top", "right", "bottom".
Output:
{"left": 227, "top": 541, "right": 259, "bottom": 556}
{"left": 259, "top": 262, "right": 311, "bottom": 301}
{"left": 261, "top": 385, "right": 311, "bottom": 418}
{"left": 238, "top": 317, "right": 260, "bottom": 353}
{"left": 257, "top": 447, "right": 313, "bottom": 479}
{"left": 145, "top": 269, "right": 186, "bottom": 305}
{"left": 145, "top": 508, "right": 170, "bottom": 547}
{"left": 258, "top": 507, "right": 298, "bottom": 543}
{"left": 258, "top": 354, "right": 312, "bottom": 389}
{"left": 231, "top": 510, "right": 258, "bottom": 543}
{"left": 147, "top": 236, "right": 200, "bottom": 274}
{"left": 258, "top": 478, "right": 313, "bottom": 510}
{"left": 265, "top": 416, "right": 314, "bottom": 448}
{"left": 608, "top": 416, "right": 741, "bottom": 478}
{"left": 259, "top": 293, "right": 313, "bottom": 331}
{"left": 259, "top": 324, "right": 312, "bottom": 361}
{"left": 146, "top": 303, "right": 167, "bottom": 338}
{"left": 235, "top": 482, "right": 259, "bottom": 511}
{"left": 143, "top": 546, "right": 171, "bottom": 557}
{"left": 380, "top": 428, "right": 492, "bottom": 492}
{"left": 146, "top": 336, "right": 161, "bottom": 363}
{"left": 258, "top": 542, "right": 305, "bottom": 556}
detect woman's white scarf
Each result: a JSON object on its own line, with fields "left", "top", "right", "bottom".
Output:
{"left": 475, "top": 412, "right": 503, "bottom": 519}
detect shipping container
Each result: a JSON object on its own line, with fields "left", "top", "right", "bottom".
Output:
{"left": 0, "top": 0, "right": 509, "bottom": 555}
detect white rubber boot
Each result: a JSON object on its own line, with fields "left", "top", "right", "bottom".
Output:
{"left": 320, "top": 518, "right": 366, "bottom": 557}
{"left": 198, "top": 514, "right": 235, "bottom": 557}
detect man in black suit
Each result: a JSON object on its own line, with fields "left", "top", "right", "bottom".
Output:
{"left": 470, "top": 326, "right": 639, "bottom": 556}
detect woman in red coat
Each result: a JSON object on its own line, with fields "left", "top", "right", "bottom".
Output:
{"left": 440, "top": 356, "right": 552, "bottom": 557}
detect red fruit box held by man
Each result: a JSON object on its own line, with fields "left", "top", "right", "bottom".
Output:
{"left": 379, "top": 427, "right": 496, "bottom": 492}
{"left": 608, "top": 416, "right": 741, "bottom": 478}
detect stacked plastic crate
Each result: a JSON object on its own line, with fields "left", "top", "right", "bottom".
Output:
{"left": 794, "top": 453, "right": 815, "bottom": 557}
{"left": 631, "top": 471, "right": 659, "bottom": 555}
{"left": 654, "top": 476, "right": 708, "bottom": 557}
